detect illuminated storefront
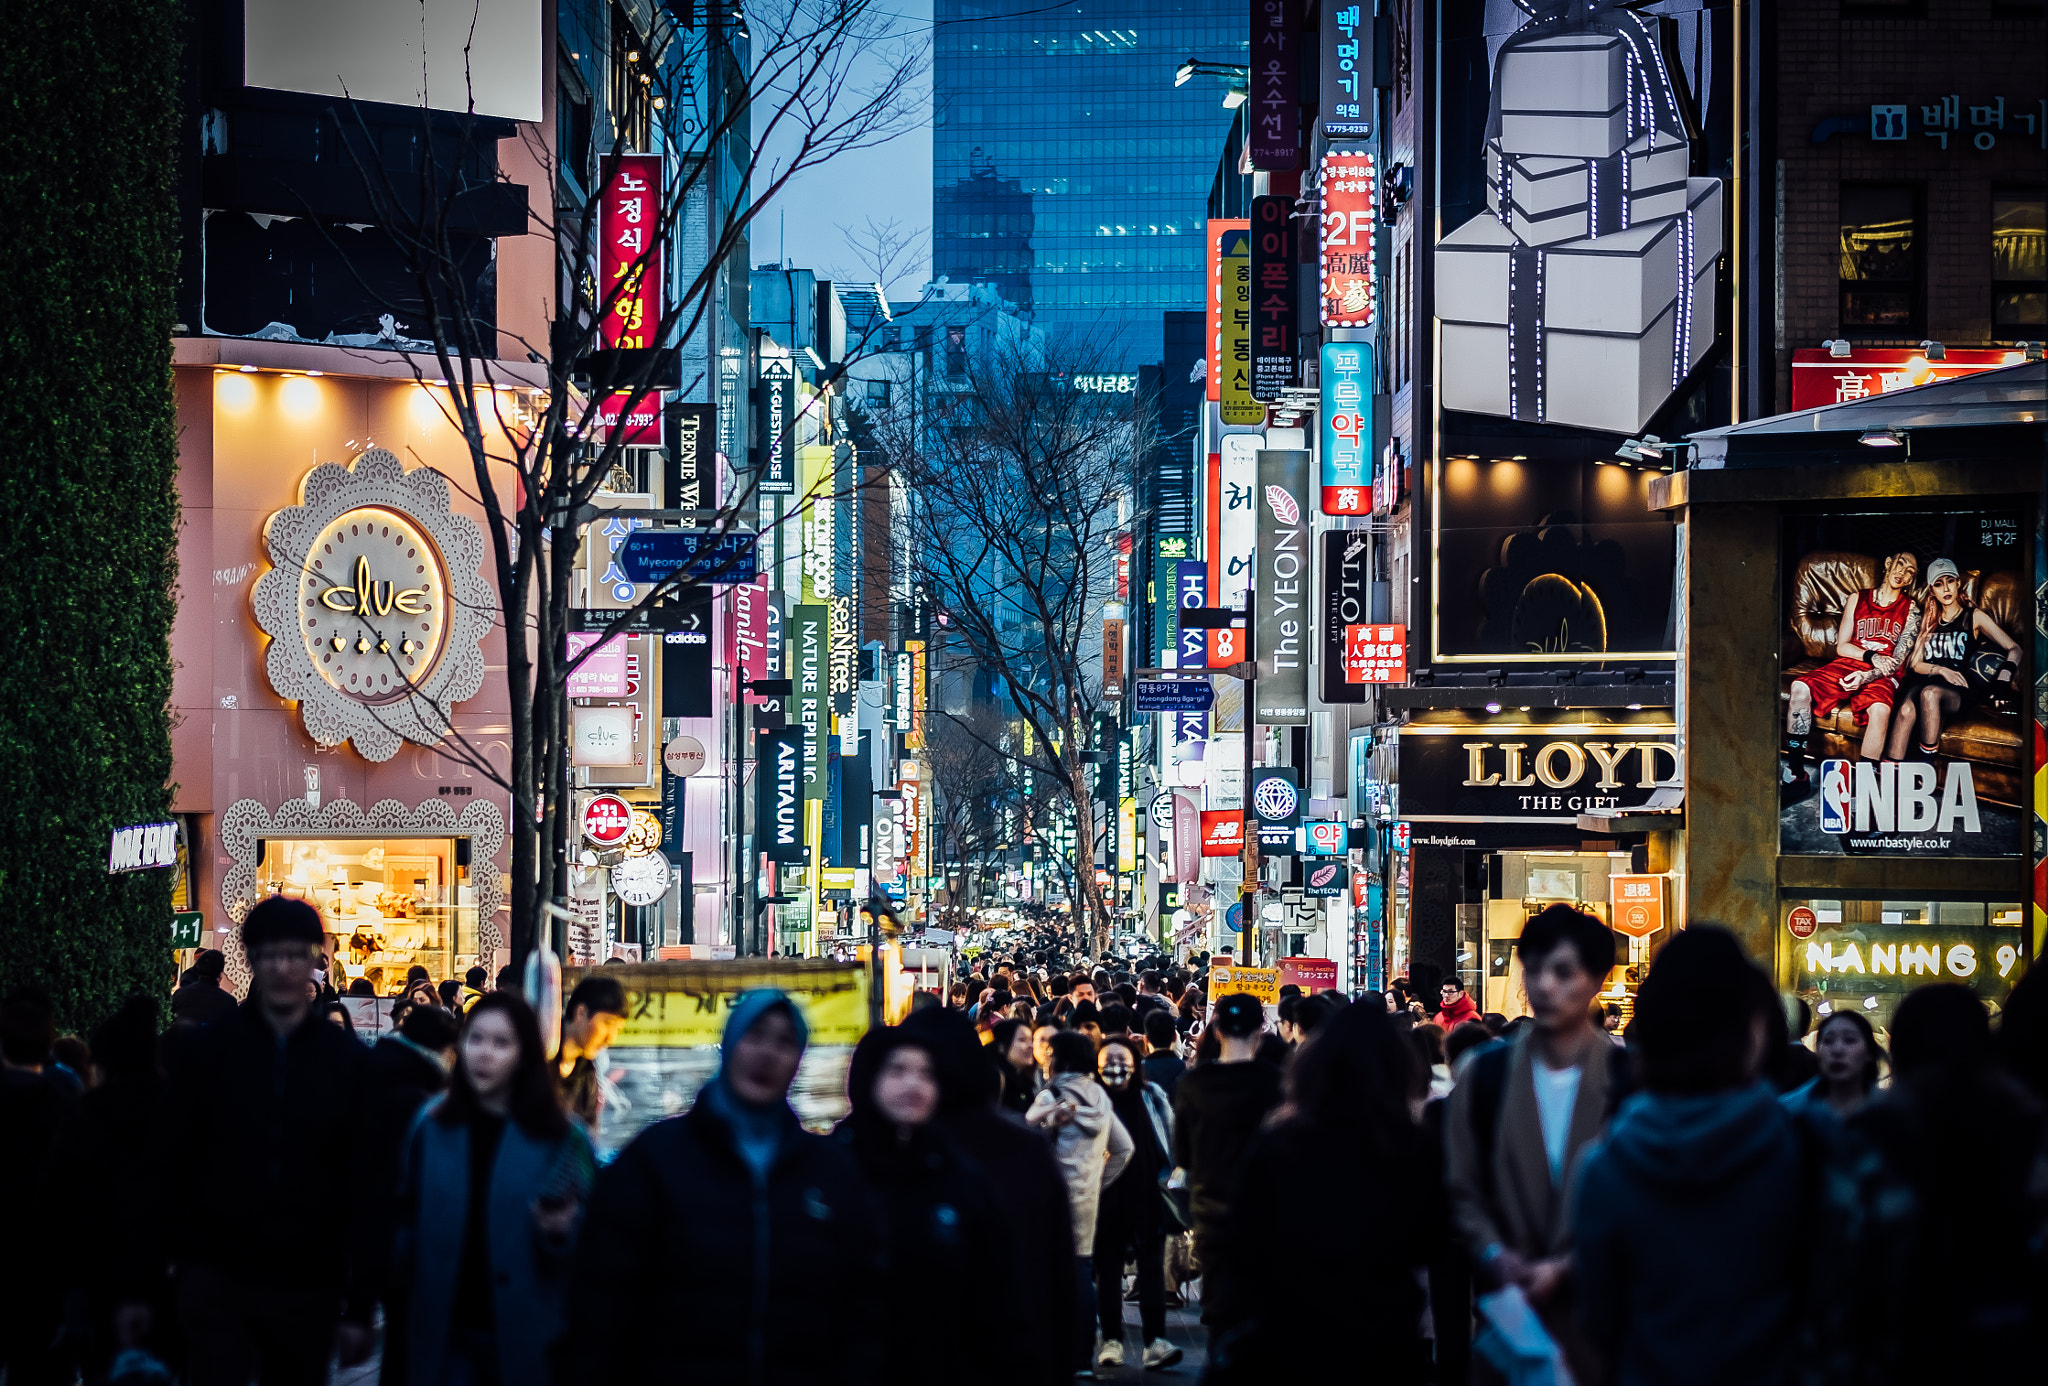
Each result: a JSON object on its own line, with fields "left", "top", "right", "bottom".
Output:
{"left": 169, "top": 348, "right": 525, "bottom": 993}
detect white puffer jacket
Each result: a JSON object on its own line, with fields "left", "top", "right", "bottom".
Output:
{"left": 1027, "top": 1071, "right": 1134, "bottom": 1250}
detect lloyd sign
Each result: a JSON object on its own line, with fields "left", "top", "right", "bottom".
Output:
{"left": 1398, "top": 725, "right": 1680, "bottom": 823}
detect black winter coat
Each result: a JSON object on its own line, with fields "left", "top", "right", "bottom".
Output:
{"left": 835, "top": 1120, "right": 1013, "bottom": 1386}
{"left": 1171, "top": 1058, "right": 1282, "bottom": 1252}
{"left": 562, "top": 1096, "right": 884, "bottom": 1386}
{"left": 161, "top": 1001, "right": 372, "bottom": 1296}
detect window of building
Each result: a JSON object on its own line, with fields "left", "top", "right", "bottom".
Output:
{"left": 1992, "top": 191, "right": 2046, "bottom": 335}
{"left": 865, "top": 378, "right": 892, "bottom": 405}
{"left": 945, "top": 325, "right": 967, "bottom": 378}
{"left": 1839, "top": 184, "right": 1921, "bottom": 336}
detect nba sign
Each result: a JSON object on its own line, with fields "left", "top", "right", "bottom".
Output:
{"left": 1816, "top": 759, "right": 1986, "bottom": 851}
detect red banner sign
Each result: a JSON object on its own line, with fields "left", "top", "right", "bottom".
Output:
{"left": 598, "top": 153, "right": 664, "bottom": 351}
{"left": 591, "top": 391, "right": 662, "bottom": 444}
{"left": 1279, "top": 957, "right": 1339, "bottom": 992}
{"left": 1343, "top": 623, "right": 1407, "bottom": 683}
{"left": 1787, "top": 346, "right": 2024, "bottom": 411}
{"left": 581, "top": 793, "right": 634, "bottom": 846}
{"left": 1318, "top": 151, "right": 1377, "bottom": 328}
{"left": 1201, "top": 810, "right": 1245, "bottom": 856}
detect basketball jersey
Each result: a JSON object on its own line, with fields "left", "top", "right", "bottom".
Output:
{"left": 1918, "top": 604, "right": 1973, "bottom": 673}
{"left": 1849, "top": 588, "right": 1909, "bottom": 659}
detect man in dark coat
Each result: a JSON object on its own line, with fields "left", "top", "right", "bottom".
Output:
{"left": 362, "top": 1003, "right": 457, "bottom": 1386}
{"left": 159, "top": 898, "right": 376, "bottom": 1385}
{"left": 564, "top": 991, "right": 884, "bottom": 1386}
{"left": 900, "top": 1005, "right": 1078, "bottom": 1386}
{"left": 170, "top": 949, "right": 237, "bottom": 1027}
{"left": 1172, "top": 992, "right": 1282, "bottom": 1285}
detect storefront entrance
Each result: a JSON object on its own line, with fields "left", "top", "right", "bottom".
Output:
{"left": 257, "top": 835, "right": 481, "bottom": 993}
{"left": 1785, "top": 897, "right": 2027, "bottom": 1039}
{"left": 1471, "top": 848, "right": 1649, "bottom": 1024}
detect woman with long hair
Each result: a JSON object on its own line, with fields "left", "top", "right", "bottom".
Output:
{"left": 988, "top": 1018, "right": 1036, "bottom": 1115}
{"left": 391, "top": 991, "right": 594, "bottom": 1386}
{"left": 1200, "top": 1002, "right": 1440, "bottom": 1383}
{"left": 1782, "top": 1009, "right": 1885, "bottom": 1125}
{"left": 1886, "top": 559, "right": 2022, "bottom": 760}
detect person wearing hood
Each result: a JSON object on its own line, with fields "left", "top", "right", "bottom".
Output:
{"left": 1089, "top": 1038, "right": 1180, "bottom": 1372}
{"left": 562, "top": 990, "right": 882, "bottom": 1385}
{"left": 1807, "top": 984, "right": 2048, "bottom": 1386}
{"left": 897, "top": 1007, "right": 1075, "bottom": 1386}
{"left": 1571, "top": 927, "right": 1804, "bottom": 1386}
{"left": 835, "top": 1028, "right": 1011, "bottom": 1386}
{"left": 1026, "top": 1029, "right": 1133, "bottom": 1379}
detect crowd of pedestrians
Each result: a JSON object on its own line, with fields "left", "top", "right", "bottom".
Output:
{"left": 1, "top": 898, "right": 2045, "bottom": 1385}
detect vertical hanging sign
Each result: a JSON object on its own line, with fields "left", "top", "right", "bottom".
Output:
{"left": 1319, "top": 341, "right": 1374, "bottom": 514}
{"left": 599, "top": 152, "right": 664, "bottom": 350}
{"left": 1250, "top": 195, "right": 1298, "bottom": 401}
{"left": 1213, "top": 433, "right": 1261, "bottom": 666}
{"left": 756, "top": 726, "right": 807, "bottom": 862}
{"left": 1318, "top": 150, "right": 1378, "bottom": 328}
{"left": 1249, "top": 0, "right": 1300, "bottom": 170}
{"left": 1320, "top": 531, "right": 1372, "bottom": 705}
{"left": 1319, "top": 3, "right": 1373, "bottom": 137}
{"left": 1206, "top": 219, "right": 1249, "bottom": 404}
{"left": 756, "top": 354, "right": 795, "bottom": 494}
{"left": 793, "top": 604, "right": 829, "bottom": 800}
{"left": 1219, "top": 228, "right": 1263, "bottom": 425}
{"left": 1254, "top": 450, "right": 1312, "bottom": 725}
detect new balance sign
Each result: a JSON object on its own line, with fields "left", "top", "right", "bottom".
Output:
{"left": 1200, "top": 811, "right": 1245, "bottom": 856}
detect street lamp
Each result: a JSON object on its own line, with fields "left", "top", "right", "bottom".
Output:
{"left": 1174, "top": 58, "right": 1251, "bottom": 107}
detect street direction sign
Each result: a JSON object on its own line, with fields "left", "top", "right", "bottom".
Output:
{"left": 1133, "top": 679, "right": 1215, "bottom": 713}
{"left": 618, "top": 529, "right": 758, "bottom": 585}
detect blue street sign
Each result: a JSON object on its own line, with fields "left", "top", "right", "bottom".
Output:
{"left": 618, "top": 529, "right": 759, "bottom": 585}
{"left": 1132, "top": 679, "right": 1215, "bottom": 713}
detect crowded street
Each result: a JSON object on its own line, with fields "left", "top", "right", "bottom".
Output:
{"left": 2, "top": 0, "right": 2046, "bottom": 1382}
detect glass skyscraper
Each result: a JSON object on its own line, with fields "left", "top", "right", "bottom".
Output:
{"left": 932, "top": 0, "right": 1246, "bottom": 367}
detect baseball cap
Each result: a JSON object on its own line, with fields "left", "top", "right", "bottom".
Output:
{"left": 1925, "top": 558, "right": 1960, "bottom": 583}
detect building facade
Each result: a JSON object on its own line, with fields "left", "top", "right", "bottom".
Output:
{"left": 932, "top": 0, "right": 1246, "bottom": 364}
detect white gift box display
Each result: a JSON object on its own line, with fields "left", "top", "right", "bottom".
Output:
{"left": 1438, "top": 6, "right": 1723, "bottom": 433}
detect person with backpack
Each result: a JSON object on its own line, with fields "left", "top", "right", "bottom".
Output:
{"left": 1570, "top": 927, "right": 1805, "bottom": 1386}
{"left": 1444, "top": 904, "right": 1618, "bottom": 1344}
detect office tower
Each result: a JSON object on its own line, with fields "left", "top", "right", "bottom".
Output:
{"left": 932, "top": 0, "right": 1245, "bottom": 365}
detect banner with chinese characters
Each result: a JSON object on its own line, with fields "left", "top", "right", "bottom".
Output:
{"left": 1318, "top": 150, "right": 1376, "bottom": 327}
{"left": 1788, "top": 346, "right": 2027, "bottom": 412}
{"left": 599, "top": 153, "right": 663, "bottom": 350}
{"left": 1344, "top": 623, "right": 1407, "bottom": 684}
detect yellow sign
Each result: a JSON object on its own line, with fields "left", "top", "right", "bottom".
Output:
{"left": 1208, "top": 963, "right": 1279, "bottom": 1005}
{"left": 820, "top": 867, "right": 858, "bottom": 891}
{"left": 1219, "top": 229, "right": 1263, "bottom": 426}
{"left": 573, "top": 961, "right": 871, "bottom": 1047}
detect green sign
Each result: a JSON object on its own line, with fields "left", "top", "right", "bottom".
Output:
{"left": 792, "top": 603, "right": 830, "bottom": 801}
{"left": 171, "top": 911, "right": 203, "bottom": 948}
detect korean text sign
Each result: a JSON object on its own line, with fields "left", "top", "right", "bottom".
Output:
{"left": 599, "top": 153, "right": 663, "bottom": 350}
{"left": 1319, "top": 341, "right": 1373, "bottom": 514}
{"left": 1319, "top": 151, "right": 1377, "bottom": 327}
{"left": 1250, "top": 0, "right": 1300, "bottom": 169}
{"left": 1250, "top": 195, "right": 1297, "bottom": 400}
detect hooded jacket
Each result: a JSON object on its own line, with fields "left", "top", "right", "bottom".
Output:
{"left": 1571, "top": 1082, "right": 1803, "bottom": 1386}
{"left": 1026, "top": 1072, "right": 1133, "bottom": 1250}
{"left": 1436, "top": 992, "right": 1481, "bottom": 1031}
{"left": 560, "top": 992, "right": 884, "bottom": 1386}
{"left": 899, "top": 1008, "right": 1075, "bottom": 1386}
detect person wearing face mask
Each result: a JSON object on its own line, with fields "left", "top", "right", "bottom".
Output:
{"left": 390, "top": 993, "right": 594, "bottom": 1386}
{"left": 561, "top": 990, "right": 883, "bottom": 1386}
{"left": 1089, "top": 1039, "right": 1180, "bottom": 1372}
{"left": 837, "top": 1029, "right": 1012, "bottom": 1386}
{"left": 1027, "top": 1031, "right": 1133, "bottom": 1379}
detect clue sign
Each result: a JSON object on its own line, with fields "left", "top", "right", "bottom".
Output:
{"left": 1398, "top": 725, "right": 1680, "bottom": 823}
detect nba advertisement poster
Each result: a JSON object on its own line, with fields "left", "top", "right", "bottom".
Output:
{"left": 1779, "top": 508, "right": 2027, "bottom": 857}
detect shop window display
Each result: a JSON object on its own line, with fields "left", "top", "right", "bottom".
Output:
{"left": 257, "top": 836, "right": 479, "bottom": 993}
{"left": 1787, "top": 897, "right": 2026, "bottom": 1039}
{"left": 1479, "top": 850, "right": 1646, "bottom": 1025}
